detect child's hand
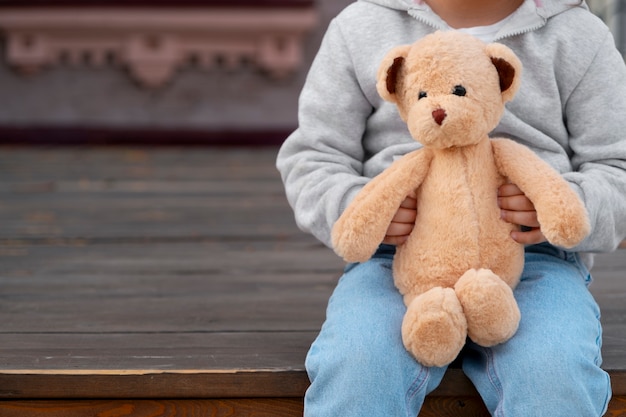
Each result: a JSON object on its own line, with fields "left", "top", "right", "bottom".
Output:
{"left": 498, "top": 183, "right": 547, "bottom": 245}
{"left": 383, "top": 192, "right": 417, "bottom": 245}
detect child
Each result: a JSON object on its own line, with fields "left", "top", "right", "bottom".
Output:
{"left": 277, "top": 0, "right": 626, "bottom": 415}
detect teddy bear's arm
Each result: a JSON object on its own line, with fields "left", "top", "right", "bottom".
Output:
{"left": 331, "top": 149, "right": 433, "bottom": 262}
{"left": 491, "top": 139, "right": 590, "bottom": 248}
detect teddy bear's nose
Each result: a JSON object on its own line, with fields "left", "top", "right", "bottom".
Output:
{"left": 432, "top": 108, "right": 447, "bottom": 125}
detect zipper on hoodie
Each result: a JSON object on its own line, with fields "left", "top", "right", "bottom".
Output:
{"left": 492, "top": 0, "right": 548, "bottom": 42}
{"left": 405, "top": 0, "right": 548, "bottom": 42}
{"left": 406, "top": 6, "right": 448, "bottom": 31}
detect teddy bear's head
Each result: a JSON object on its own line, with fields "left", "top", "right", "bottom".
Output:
{"left": 377, "top": 31, "right": 522, "bottom": 149}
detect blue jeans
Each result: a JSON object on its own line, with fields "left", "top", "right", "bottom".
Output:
{"left": 304, "top": 243, "right": 611, "bottom": 416}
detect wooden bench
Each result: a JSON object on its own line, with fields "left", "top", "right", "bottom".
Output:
{"left": 0, "top": 146, "right": 624, "bottom": 416}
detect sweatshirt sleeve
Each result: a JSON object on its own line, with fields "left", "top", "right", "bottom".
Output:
{"left": 563, "top": 31, "right": 626, "bottom": 252}
{"left": 276, "top": 19, "right": 374, "bottom": 248}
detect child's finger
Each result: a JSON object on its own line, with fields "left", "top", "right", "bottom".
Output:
{"left": 399, "top": 195, "right": 417, "bottom": 209}
{"left": 498, "top": 183, "right": 523, "bottom": 197}
{"left": 392, "top": 206, "right": 417, "bottom": 223}
{"left": 382, "top": 234, "right": 410, "bottom": 246}
{"left": 510, "top": 228, "right": 547, "bottom": 245}
{"left": 500, "top": 208, "right": 540, "bottom": 228}
{"left": 385, "top": 221, "right": 414, "bottom": 238}
{"left": 498, "top": 194, "right": 536, "bottom": 211}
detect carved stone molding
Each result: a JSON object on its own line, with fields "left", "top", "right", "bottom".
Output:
{"left": 0, "top": 6, "right": 318, "bottom": 87}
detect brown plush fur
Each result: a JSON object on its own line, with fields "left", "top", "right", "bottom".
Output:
{"left": 331, "top": 31, "right": 590, "bottom": 367}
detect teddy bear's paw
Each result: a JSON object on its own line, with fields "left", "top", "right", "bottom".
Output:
{"left": 401, "top": 287, "right": 467, "bottom": 367}
{"left": 331, "top": 224, "right": 379, "bottom": 263}
{"left": 455, "top": 269, "right": 520, "bottom": 347}
{"left": 537, "top": 196, "right": 591, "bottom": 249}
{"left": 541, "top": 214, "right": 591, "bottom": 250}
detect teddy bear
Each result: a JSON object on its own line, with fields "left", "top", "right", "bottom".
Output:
{"left": 331, "top": 31, "right": 591, "bottom": 367}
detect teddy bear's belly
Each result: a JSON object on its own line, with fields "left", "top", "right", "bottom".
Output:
{"left": 394, "top": 158, "right": 524, "bottom": 298}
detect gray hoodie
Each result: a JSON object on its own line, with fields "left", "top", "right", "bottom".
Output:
{"left": 276, "top": 0, "right": 626, "bottom": 258}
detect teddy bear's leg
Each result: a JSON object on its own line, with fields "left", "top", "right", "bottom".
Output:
{"left": 454, "top": 268, "right": 520, "bottom": 347}
{"left": 402, "top": 287, "right": 467, "bottom": 367}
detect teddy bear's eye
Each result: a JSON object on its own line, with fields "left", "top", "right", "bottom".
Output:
{"left": 418, "top": 91, "right": 427, "bottom": 100}
{"left": 452, "top": 85, "right": 467, "bottom": 97}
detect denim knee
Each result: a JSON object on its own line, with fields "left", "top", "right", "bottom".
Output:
{"left": 304, "top": 251, "right": 447, "bottom": 417}
{"left": 305, "top": 321, "right": 446, "bottom": 417}
{"left": 464, "top": 246, "right": 612, "bottom": 417}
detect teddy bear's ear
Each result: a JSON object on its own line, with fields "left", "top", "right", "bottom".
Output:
{"left": 376, "top": 45, "right": 412, "bottom": 104}
{"left": 485, "top": 43, "right": 522, "bottom": 103}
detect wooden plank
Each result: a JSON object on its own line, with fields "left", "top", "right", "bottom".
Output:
{"left": 0, "top": 281, "right": 330, "bottom": 331}
{"left": 0, "top": 193, "right": 297, "bottom": 239}
{"left": 0, "top": 239, "right": 339, "bottom": 276}
{"left": 606, "top": 396, "right": 626, "bottom": 417}
{"left": 0, "top": 370, "right": 310, "bottom": 399}
{"left": 0, "top": 332, "right": 315, "bottom": 374}
{"left": 0, "top": 146, "right": 294, "bottom": 240}
{"left": 0, "top": 147, "right": 282, "bottom": 181}
{"left": 612, "top": 373, "right": 626, "bottom": 400}
{"left": 0, "top": 127, "right": 293, "bottom": 147}
{"left": 0, "top": 399, "right": 305, "bottom": 417}
{"left": 419, "top": 397, "right": 489, "bottom": 417}
{"left": 0, "top": 241, "right": 339, "bottom": 333}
